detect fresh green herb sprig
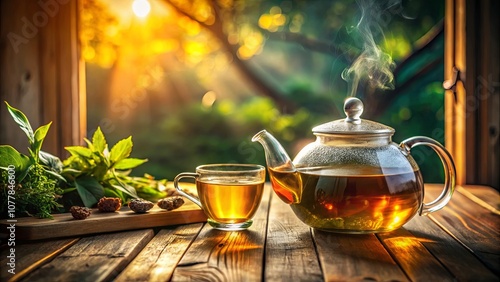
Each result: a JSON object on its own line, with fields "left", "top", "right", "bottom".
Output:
{"left": 0, "top": 102, "right": 64, "bottom": 218}
{"left": 61, "top": 127, "right": 167, "bottom": 207}
{"left": 1, "top": 164, "right": 62, "bottom": 218}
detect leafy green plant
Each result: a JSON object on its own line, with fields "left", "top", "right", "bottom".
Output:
{"left": 1, "top": 102, "right": 168, "bottom": 218}
{"left": 61, "top": 127, "right": 167, "bottom": 207}
{"left": 0, "top": 102, "right": 63, "bottom": 218}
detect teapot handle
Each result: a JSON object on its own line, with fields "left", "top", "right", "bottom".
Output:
{"left": 400, "top": 136, "right": 456, "bottom": 216}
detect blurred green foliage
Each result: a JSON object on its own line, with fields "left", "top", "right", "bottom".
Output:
{"left": 86, "top": 0, "right": 446, "bottom": 183}
{"left": 128, "top": 97, "right": 323, "bottom": 179}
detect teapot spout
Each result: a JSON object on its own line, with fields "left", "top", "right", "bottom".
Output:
{"left": 252, "top": 130, "right": 302, "bottom": 204}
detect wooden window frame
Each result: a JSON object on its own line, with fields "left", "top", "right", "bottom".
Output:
{"left": 445, "top": 0, "right": 499, "bottom": 189}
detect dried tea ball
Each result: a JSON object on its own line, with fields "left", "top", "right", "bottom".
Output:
{"left": 70, "top": 206, "right": 92, "bottom": 220}
{"left": 97, "top": 197, "right": 122, "bottom": 212}
{"left": 157, "top": 196, "right": 184, "bottom": 211}
{"left": 128, "top": 198, "right": 154, "bottom": 213}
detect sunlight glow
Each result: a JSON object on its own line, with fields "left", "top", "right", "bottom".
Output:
{"left": 132, "top": 0, "right": 151, "bottom": 18}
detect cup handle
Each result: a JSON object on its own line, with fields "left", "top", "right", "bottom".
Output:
{"left": 400, "top": 136, "right": 456, "bottom": 216}
{"left": 174, "top": 172, "right": 202, "bottom": 209}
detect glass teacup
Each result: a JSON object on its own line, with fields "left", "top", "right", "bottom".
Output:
{"left": 174, "top": 164, "right": 266, "bottom": 231}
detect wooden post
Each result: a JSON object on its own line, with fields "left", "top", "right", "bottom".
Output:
{"left": 0, "top": 0, "right": 85, "bottom": 158}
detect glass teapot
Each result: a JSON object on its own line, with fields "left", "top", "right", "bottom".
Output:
{"left": 252, "top": 97, "right": 456, "bottom": 233}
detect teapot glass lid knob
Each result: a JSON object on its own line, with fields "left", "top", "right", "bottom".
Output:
{"left": 344, "top": 97, "right": 363, "bottom": 124}
{"left": 312, "top": 96, "right": 394, "bottom": 135}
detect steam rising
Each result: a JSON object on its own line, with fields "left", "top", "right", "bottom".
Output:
{"left": 342, "top": 0, "right": 396, "bottom": 97}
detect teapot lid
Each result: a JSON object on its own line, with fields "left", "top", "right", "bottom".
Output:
{"left": 312, "top": 97, "right": 394, "bottom": 135}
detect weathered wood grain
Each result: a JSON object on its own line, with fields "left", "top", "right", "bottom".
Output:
{"left": 0, "top": 202, "right": 207, "bottom": 240}
{"left": 313, "top": 230, "right": 408, "bottom": 281}
{"left": 0, "top": 1, "right": 42, "bottom": 153}
{"left": 378, "top": 227, "right": 455, "bottom": 281}
{"left": 265, "top": 192, "right": 323, "bottom": 281}
{"left": 171, "top": 185, "right": 271, "bottom": 281}
{"left": 404, "top": 215, "right": 498, "bottom": 281}
{"left": 425, "top": 185, "right": 500, "bottom": 274}
{"left": 456, "top": 185, "right": 500, "bottom": 214}
{"left": 0, "top": 238, "right": 78, "bottom": 282}
{"left": 21, "top": 229, "right": 154, "bottom": 282}
{"left": 57, "top": 0, "right": 85, "bottom": 154}
{"left": 114, "top": 223, "right": 204, "bottom": 282}
{"left": 39, "top": 0, "right": 59, "bottom": 153}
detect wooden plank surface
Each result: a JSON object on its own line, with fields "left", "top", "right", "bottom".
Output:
{"left": 21, "top": 229, "right": 154, "bottom": 282}
{"left": 314, "top": 230, "right": 409, "bottom": 281}
{"left": 114, "top": 223, "right": 204, "bottom": 282}
{"left": 2, "top": 184, "right": 498, "bottom": 281}
{"left": 456, "top": 185, "right": 500, "bottom": 214}
{"left": 0, "top": 202, "right": 206, "bottom": 240}
{"left": 0, "top": 238, "right": 79, "bottom": 282}
{"left": 265, "top": 193, "right": 323, "bottom": 281}
{"left": 404, "top": 215, "right": 498, "bottom": 281}
{"left": 425, "top": 184, "right": 500, "bottom": 275}
{"left": 378, "top": 227, "right": 455, "bottom": 281}
{"left": 171, "top": 185, "right": 271, "bottom": 281}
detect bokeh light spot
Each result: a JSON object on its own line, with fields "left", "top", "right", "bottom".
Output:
{"left": 202, "top": 91, "right": 217, "bottom": 108}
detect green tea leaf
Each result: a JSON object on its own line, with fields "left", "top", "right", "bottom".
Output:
{"left": 110, "top": 183, "right": 138, "bottom": 199}
{"left": 17, "top": 163, "right": 34, "bottom": 183}
{"left": 5, "top": 101, "right": 35, "bottom": 143}
{"left": 137, "top": 186, "right": 166, "bottom": 200}
{"left": 44, "top": 169, "right": 66, "bottom": 182}
{"left": 92, "top": 127, "right": 107, "bottom": 153}
{"left": 34, "top": 122, "right": 51, "bottom": 145}
{"left": 62, "top": 155, "right": 91, "bottom": 171}
{"left": 62, "top": 187, "right": 77, "bottom": 194}
{"left": 83, "top": 138, "right": 94, "bottom": 150}
{"left": 109, "top": 136, "right": 133, "bottom": 164}
{"left": 113, "top": 158, "right": 147, "bottom": 170}
{"left": 27, "top": 148, "right": 36, "bottom": 162}
{"left": 39, "top": 151, "right": 63, "bottom": 173}
{"left": 75, "top": 175, "right": 105, "bottom": 207}
{"left": 60, "top": 168, "right": 83, "bottom": 181}
{"left": 32, "top": 122, "right": 52, "bottom": 160}
{"left": 0, "top": 145, "right": 32, "bottom": 174}
{"left": 104, "top": 187, "right": 123, "bottom": 198}
{"left": 61, "top": 168, "right": 83, "bottom": 175}
{"left": 92, "top": 162, "right": 109, "bottom": 180}
{"left": 65, "top": 146, "right": 93, "bottom": 158}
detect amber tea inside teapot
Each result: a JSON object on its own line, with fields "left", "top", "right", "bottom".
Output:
{"left": 252, "top": 97, "right": 456, "bottom": 233}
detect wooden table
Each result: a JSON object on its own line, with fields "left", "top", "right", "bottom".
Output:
{"left": 1, "top": 184, "right": 499, "bottom": 281}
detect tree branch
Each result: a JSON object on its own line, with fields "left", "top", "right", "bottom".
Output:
{"left": 264, "top": 31, "right": 355, "bottom": 63}
{"left": 393, "top": 20, "right": 444, "bottom": 76}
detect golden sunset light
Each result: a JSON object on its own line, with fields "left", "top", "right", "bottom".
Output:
{"left": 132, "top": 0, "right": 150, "bottom": 18}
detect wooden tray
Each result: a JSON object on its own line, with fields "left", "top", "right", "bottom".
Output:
{"left": 1, "top": 201, "right": 207, "bottom": 241}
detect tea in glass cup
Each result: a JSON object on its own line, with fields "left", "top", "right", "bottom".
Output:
{"left": 174, "top": 164, "right": 266, "bottom": 231}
